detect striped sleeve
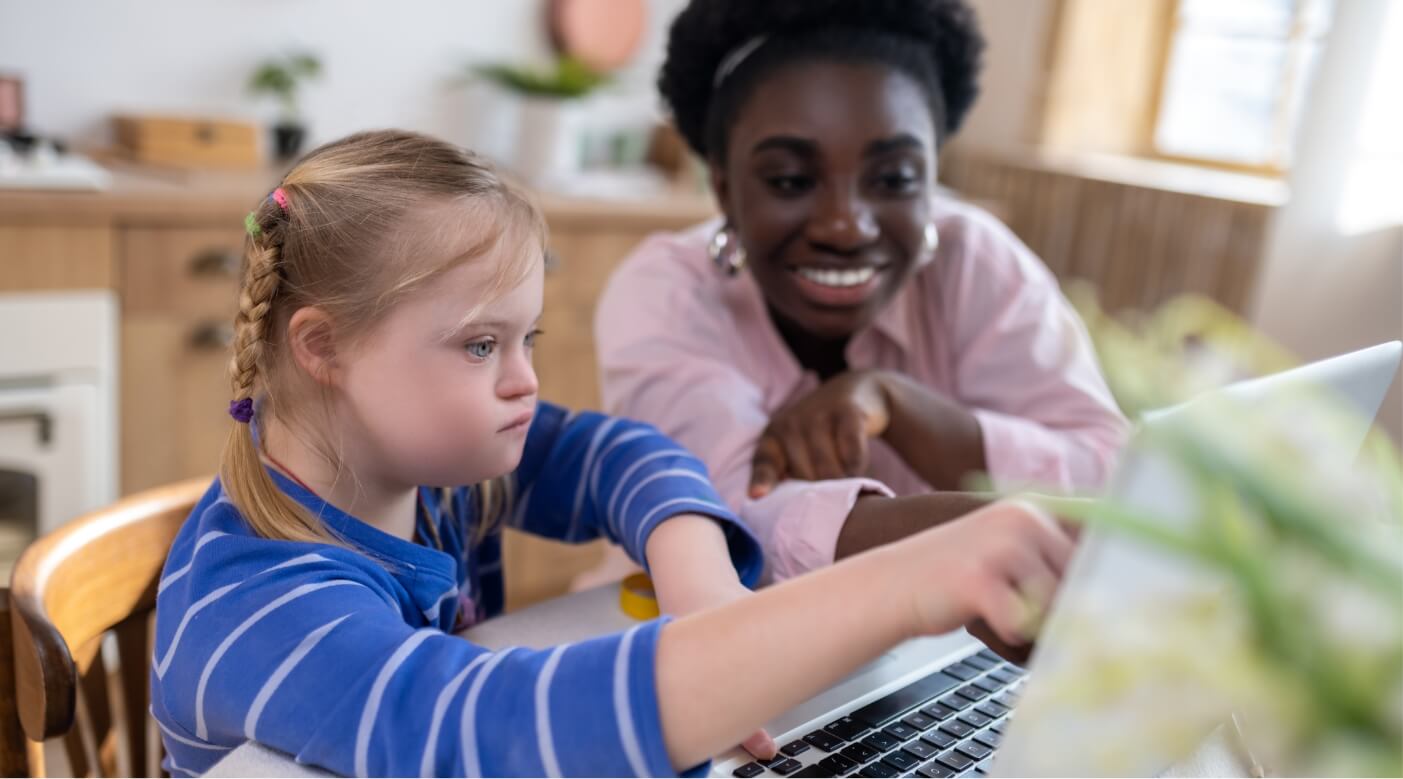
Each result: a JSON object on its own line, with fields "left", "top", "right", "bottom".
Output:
{"left": 152, "top": 554, "right": 680, "bottom": 777}
{"left": 509, "top": 402, "right": 763, "bottom": 585}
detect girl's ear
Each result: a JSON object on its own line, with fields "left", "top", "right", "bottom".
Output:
{"left": 287, "top": 306, "right": 340, "bottom": 386}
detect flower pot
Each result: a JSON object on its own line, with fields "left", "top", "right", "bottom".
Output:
{"left": 271, "top": 121, "right": 306, "bottom": 162}
{"left": 513, "top": 96, "right": 582, "bottom": 187}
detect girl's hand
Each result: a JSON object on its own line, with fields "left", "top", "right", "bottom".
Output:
{"left": 897, "top": 500, "right": 1076, "bottom": 646}
{"left": 749, "top": 371, "right": 892, "bottom": 498}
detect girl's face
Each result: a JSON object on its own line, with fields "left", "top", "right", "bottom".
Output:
{"left": 713, "top": 61, "right": 939, "bottom": 340}
{"left": 334, "top": 248, "right": 544, "bottom": 490}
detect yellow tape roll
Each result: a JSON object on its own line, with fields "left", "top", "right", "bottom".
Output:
{"left": 619, "top": 573, "right": 660, "bottom": 620}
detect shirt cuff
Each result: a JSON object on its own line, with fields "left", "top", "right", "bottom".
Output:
{"left": 755, "top": 478, "right": 894, "bottom": 582}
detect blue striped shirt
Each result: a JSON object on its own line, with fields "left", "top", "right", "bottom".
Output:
{"left": 150, "top": 403, "right": 762, "bottom": 777}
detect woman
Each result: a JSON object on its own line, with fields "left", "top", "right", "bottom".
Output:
{"left": 597, "top": 0, "right": 1127, "bottom": 582}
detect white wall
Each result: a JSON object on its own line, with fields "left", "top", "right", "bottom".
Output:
{"left": 953, "top": 0, "right": 1057, "bottom": 151}
{"left": 1249, "top": 0, "right": 1403, "bottom": 443}
{"left": 0, "top": 0, "right": 680, "bottom": 151}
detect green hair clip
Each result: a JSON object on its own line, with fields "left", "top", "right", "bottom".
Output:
{"left": 244, "top": 211, "right": 261, "bottom": 237}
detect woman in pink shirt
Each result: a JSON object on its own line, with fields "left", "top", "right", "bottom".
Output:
{"left": 597, "top": 0, "right": 1128, "bottom": 583}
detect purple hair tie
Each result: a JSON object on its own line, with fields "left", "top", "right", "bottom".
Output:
{"left": 228, "top": 397, "right": 255, "bottom": 423}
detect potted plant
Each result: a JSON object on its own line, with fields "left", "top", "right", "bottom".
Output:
{"left": 247, "top": 52, "right": 322, "bottom": 162}
{"left": 1016, "top": 292, "right": 1402, "bottom": 776}
{"left": 468, "top": 55, "right": 607, "bottom": 185}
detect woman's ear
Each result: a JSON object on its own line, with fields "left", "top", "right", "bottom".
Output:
{"left": 709, "top": 161, "right": 734, "bottom": 225}
{"left": 286, "top": 306, "right": 340, "bottom": 386}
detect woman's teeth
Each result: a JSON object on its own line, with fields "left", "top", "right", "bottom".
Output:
{"left": 795, "top": 266, "right": 877, "bottom": 288}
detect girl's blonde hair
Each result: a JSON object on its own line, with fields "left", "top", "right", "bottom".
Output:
{"left": 221, "top": 129, "right": 544, "bottom": 546}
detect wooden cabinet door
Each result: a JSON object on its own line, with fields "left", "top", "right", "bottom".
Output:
{"left": 119, "top": 228, "right": 242, "bottom": 494}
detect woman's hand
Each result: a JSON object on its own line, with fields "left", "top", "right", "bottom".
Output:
{"left": 749, "top": 370, "right": 892, "bottom": 498}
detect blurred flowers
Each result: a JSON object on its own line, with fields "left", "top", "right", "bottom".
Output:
{"left": 1029, "top": 290, "right": 1402, "bottom": 776}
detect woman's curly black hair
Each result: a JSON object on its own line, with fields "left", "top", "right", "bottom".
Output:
{"left": 658, "top": 0, "right": 985, "bottom": 161}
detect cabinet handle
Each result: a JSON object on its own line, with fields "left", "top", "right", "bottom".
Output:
{"left": 189, "top": 322, "right": 235, "bottom": 350}
{"left": 189, "top": 248, "right": 242, "bottom": 278}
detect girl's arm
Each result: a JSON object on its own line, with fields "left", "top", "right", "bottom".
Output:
{"left": 653, "top": 500, "right": 1074, "bottom": 768}
{"left": 508, "top": 402, "right": 764, "bottom": 586}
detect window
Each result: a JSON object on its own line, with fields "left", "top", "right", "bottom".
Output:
{"left": 1152, "top": 0, "right": 1332, "bottom": 171}
{"left": 1337, "top": 0, "right": 1403, "bottom": 233}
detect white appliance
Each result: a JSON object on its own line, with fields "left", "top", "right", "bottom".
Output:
{"left": 0, "top": 291, "right": 118, "bottom": 537}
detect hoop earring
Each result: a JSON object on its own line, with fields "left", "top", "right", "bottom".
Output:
{"left": 709, "top": 225, "right": 747, "bottom": 276}
{"left": 918, "top": 222, "right": 940, "bottom": 266}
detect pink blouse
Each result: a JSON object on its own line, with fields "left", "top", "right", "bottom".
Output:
{"left": 596, "top": 198, "right": 1128, "bottom": 581}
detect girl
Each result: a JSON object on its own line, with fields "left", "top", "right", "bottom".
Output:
{"left": 151, "top": 130, "right": 1074, "bottom": 777}
{"left": 597, "top": 0, "right": 1128, "bottom": 581}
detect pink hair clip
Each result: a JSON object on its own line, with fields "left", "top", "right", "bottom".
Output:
{"left": 270, "top": 187, "right": 289, "bottom": 212}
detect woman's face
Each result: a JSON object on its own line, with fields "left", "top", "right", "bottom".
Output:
{"left": 713, "top": 61, "right": 939, "bottom": 340}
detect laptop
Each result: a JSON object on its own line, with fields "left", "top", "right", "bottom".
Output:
{"left": 712, "top": 341, "right": 1402, "bottom": 779}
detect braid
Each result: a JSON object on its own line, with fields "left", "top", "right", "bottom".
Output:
{"left": 229, "top": 240, "right": 282, "bottom": 402}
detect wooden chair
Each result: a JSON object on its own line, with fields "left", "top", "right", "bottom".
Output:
{"left": 7, "top": 477, "right": 209, "bottom": 777}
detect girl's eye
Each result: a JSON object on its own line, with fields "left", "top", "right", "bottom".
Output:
{"left": 524, "top": 329, "right": 543, "bottom": 349}
{"left": 465, "top": 339, "right": 496, "bottom": 359}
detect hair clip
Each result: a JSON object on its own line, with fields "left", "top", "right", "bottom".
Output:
{"left": 244, "top": 212, "right": 261, "bottom": 237}
{"left": 270, "top": 187, "right": 289, "bottom": 212}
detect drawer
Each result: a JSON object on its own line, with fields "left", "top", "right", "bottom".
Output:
{"left": 120, "top": 227, "right": 244, "bottom": 318}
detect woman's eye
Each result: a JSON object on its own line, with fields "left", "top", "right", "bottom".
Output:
{"left": 876, "top": 170, "right": 920, "bottom": 193}
{"left": 524, "top": 329, "right": 543, "bottom": 348}
{"left": 766, "top": 175, "right": 814, "bottom": 195}
{"left": 465, "top": 339, "right": 496, "bottom": 359}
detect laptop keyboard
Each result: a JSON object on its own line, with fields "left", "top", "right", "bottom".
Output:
{"left": 731, "top": 649, "right": 1024, "bottom": 778}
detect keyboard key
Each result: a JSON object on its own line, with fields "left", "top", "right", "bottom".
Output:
{"left": 985, "top": 669, "right": 1017, "bottom": 686}
{"left": 903, "top": 739, "right": 940, "bottom": 760}
{"left": 862, "top": 732, "right": 902, "bottom": 753}
{"left": 940, "top": 662, "right": 980, "bottom": 681}
{"left": 962, "top": 654, "right": 996, "bottom": 671}
{"left": 805, "top": 729, "right": 847, "bottom": 752}
{"left": 974, "top": 760, "right": 992, "bottom": 776}
{"left": 957, "top": 741, "right": 993, "bottom": 761}
{"left": 783, "top": 740, "right": 814, "bottom": 758}
{"left": 761, "top": 755, "right": 792, "bottom": 768}
{"left": 882, "top": 751, "right": 921, "bottom": 772}
{"left": 937, "top": 694, "right": 973, "bottom": 711}
{"left": 883, "top": 723, "right": 920, "bottom": 742}
{"left": 975, "top": 649, "right": 1003, "bottom": 664}
{"left": 956, "top": 685, "right": 989, "bottom": 702}
{"left": 992, "top": 693, "right": 1017, "bottom": 709}
{"left": 974, "top": 730, "right": 1001, "bottom": 749}
{"left": 920, "top": 702, "right": 958, "bottom": 721}
{"left": 939, "top": 719, "right": 976, "bottom": 739}
{"left": 902, "top": 712, "right": 938, "bottom": 731}
{"left": 842, "top": 743, "right": 880, "bottom": 764}
{"left": 937, "top": 750, "right": 976, "bottom": 772}
{"left": 819, "top": 754, "right": 859, "bottom": 775}
{"left": 733, "top": 763, "right": 765, "bottom": 778}
{"left": 920, "top": 729, "right": 957, "bottom": 750}
{"left": 827, "top": 716, "right": 872, "bottom": 741}
{"left": 794, "top": 765, "right": 834, "bottom": 778}
{"left": 969, "top": 677, "right": 1003, "bottom": 694}
{"left": 958, "top": 710, "right": 993, "bottom": 728}
{"left": 850, "top": 672, "right": 962, "bottom": 728}
{"left": 916, "top": 761, "right": 956, "bottom": 778}
{"left": 975, "top": 702, "right": 1008, "bottom": 718}
{"left": 989, "top": 721, "right": 1006, "bottom": 735}
{"left": 772, "top": 758, "right": 805, "bottom": 776}
{"left": 860, "top": 763, "right": 898, "bottom": 778}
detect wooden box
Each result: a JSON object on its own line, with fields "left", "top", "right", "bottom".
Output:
{"left": 112, "top": 115, "right": 260, "bottom": 169}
